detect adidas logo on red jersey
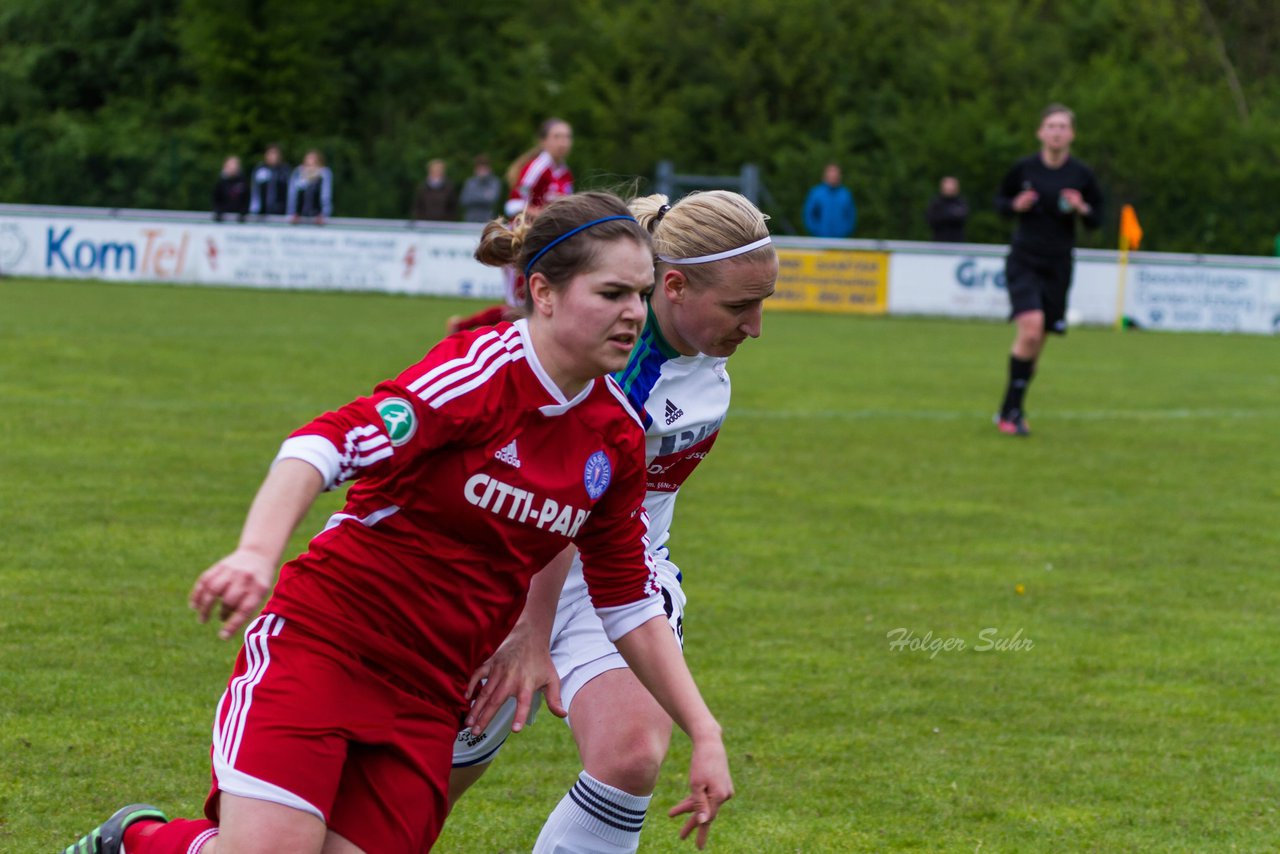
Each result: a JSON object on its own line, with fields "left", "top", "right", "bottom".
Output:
{"left": 495, "top": 439, "right": 521, "bottom": 468}
{"left": 663, "top": 399, "right": 684, "bottom": 426}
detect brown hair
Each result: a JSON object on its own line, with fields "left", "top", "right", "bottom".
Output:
{"left": 1040, "top": 103, "right": 1075, "bottom": 125}
{"left": 475, "top": 191, "right": 650, "bottom": 303}
{"left": 505, "top": 118, "right": 571, "bottom": 186}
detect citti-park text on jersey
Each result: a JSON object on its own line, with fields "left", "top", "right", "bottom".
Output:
{"left": 464, "top": 474, "right": 590, "bottom": 537}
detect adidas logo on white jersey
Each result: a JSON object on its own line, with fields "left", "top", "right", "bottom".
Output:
{"left": 664, "top": 399, "right": 684, "bottom": 426}
{"left": 495, "top": 439, "right": 522, "bottom": 468}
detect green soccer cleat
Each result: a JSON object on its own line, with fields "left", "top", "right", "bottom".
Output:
{"left": 61, "top": 803, "right": 167, "bottom": 854}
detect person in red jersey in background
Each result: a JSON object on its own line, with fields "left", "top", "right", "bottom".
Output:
{"left": 505, "top": 118, "right": 575, "bottom": 220}
{"left": 61, "top": 191, "right": 732, "bottom": 854}
{"left": 448, "top": 118, "right": 576, "bottom": 335}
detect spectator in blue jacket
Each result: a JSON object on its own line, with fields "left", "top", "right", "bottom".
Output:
{"left": 804, "top": 163, "right": 857, "bottom": 238}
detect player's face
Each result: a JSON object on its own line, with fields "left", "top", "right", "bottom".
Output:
{"left": 544, "top": 123, "right": 573, "bottom": 161}
{"left": 550, "top": 238, "right": 653, "bottom": 383}
{"left": 670, "top": 256, "right": 778, "bottom": 357}
{"left": 1037, "top": 112, "right": 1074, "bottom": 153}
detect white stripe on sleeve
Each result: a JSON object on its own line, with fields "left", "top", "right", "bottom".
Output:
{"left": 275, "top": 435, "right": 342, "bottom": 488}
{"left": 406, "top": 330, "right": 503, "bottom": 393}
{"left": 426, "top": 350, "right": 525, "bottom": 409}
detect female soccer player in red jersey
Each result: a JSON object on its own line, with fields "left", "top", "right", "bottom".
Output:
{"left": 505, "top": 117, "right": 574, "bottom": 219}
{"left": 448, "top": 190, "right": 776, "bottom": 852}
{"left": 447, "top": 118, "right": 576, "bottom": 335}
{"left": 62, "top": 192, "right": 732, "bottom": 854}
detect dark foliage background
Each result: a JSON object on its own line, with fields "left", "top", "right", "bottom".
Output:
{"left": 2, "top": 0, "right": 1278, "bottom": 252}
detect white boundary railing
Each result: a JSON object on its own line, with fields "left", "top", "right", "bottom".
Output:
{"left": 3, "top": 204, "right": 1277, "bottom": 334}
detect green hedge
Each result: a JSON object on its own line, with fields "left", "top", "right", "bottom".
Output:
{"left": 3, "top": 0, "right": 1278, "bottom": 253}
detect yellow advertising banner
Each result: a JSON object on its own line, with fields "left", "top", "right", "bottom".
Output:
{"left": 770, "top": 248, "right": 889, "bottom": 313}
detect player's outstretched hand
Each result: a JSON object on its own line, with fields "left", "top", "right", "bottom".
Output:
{"left": 668, "top": 737, "right": 733, "bottom": 849}
{"left": 189, "top": 549, "right": 276, "bottom": 641}
{"left": 465, "top": 625, "right": 565, "bottom": 735}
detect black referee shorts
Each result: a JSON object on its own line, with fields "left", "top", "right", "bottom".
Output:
{"left": 1004, "top": 252, "right": 1074, "bottom": 334}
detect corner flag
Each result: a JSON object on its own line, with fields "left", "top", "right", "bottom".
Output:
{"left": 1119, "top": 204, "right": 1143, "bottom": 250}
{"left": 1115, "top": 204, "right": 1142, "bottom": 329}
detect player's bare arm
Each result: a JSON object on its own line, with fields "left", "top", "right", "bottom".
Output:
{"left": 189, "top": 458, "right": 324, "bottom": 640}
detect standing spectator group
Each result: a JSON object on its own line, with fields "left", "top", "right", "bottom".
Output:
{"left": 213, "top": 144, "right": 333, "bottom": 225}
{"left": 212, "top": 122, "right": 578, "bottom": 229}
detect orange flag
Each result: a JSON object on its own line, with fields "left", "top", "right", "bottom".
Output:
{"left": 1120, "top": 204, "right": 1143, "bottom": 250}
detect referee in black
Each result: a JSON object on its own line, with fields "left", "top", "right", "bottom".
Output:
{"left": 993, "top": 103, "right": 1103, "bottom": 435}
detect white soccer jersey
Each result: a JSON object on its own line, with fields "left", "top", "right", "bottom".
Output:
{"left": 451, "top": 306, "right": 731, "bottom": 763}
{"left": 612, "top": 309, "right": 730, "bottom": 564}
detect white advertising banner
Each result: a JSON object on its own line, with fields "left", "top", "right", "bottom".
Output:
{"left": 4, "top": 207, "right": 1279, "bottom": 335}
{"left": 887, "top": 248, "right": 1012, "bottom": 320}
{"left": 1122, "top": 261, "right": 1280, "bottom": 334}
{"left": 0, "top": 214, "right": 505, "bottom": 298}
{"left": 887, "top": 247, "right": 1117, "bottom": 326}
{"left": 884, "top": 244, "right": 1280, "bottom": 333}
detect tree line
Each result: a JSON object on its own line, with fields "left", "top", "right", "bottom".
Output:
{"left": 2, "top": 0, "right": 1278, "bottom": 254}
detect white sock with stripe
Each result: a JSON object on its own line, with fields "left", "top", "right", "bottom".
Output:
{"left": 532, "top": 770, "right": 651, "bottom": 853}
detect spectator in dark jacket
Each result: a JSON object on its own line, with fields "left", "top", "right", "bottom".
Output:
{"left": 803, "top": 163, "right": 857, "bottom": 238}
{"left": 412, "top": 159, "right": 458, "bottom": 222}
{"left": 458, "top": 155, "right": 502, "bottom": 223}
{"left": 213, "top": 156, "right": 250, "bottom": 223}
{"left": 249, "top": 144, "right": 291, "bottom": 217}
{"left": 926, "top": 176, "right": 970, "bottom": 242}
{"left": 287, "top": 149, "right": 333, "bottom": 224}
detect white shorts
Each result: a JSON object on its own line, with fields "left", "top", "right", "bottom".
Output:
{"left": 452, "top": 558, "right": 684, "bottom": 768}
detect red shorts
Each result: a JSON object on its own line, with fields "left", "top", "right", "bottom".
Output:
{"left": 204, "top": 613, "right": 457, "bottom": 852}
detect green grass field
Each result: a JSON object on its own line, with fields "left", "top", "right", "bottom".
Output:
{"left": 3, "top": 276, "right": 1278, "bottom": 852}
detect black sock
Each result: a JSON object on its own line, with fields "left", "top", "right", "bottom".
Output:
{"left": 1000, "top": 355, "right": 1035, "bottom": 420}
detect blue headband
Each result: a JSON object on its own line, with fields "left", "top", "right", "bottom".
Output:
{"left": 523, "top": 215, "right": 637, "bottom": 278}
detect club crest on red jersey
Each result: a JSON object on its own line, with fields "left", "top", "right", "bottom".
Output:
{"left": 375, "top": 397, "right": 417, "bottom": 446}
{"left": 583, "top": 451, "right": 611, "bottom": 499}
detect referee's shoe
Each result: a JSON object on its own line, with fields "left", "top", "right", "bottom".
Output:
{"left": 994, "top": 412, "right": 1031, "bottom": 436}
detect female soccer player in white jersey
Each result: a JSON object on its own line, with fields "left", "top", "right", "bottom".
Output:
{"left": 449, "top": 190, "right": 776, "bottom": 852}
{"left": 60, "top": 192, "right": 733, "bottom": 854}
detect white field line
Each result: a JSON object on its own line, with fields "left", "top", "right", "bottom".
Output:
{"left": 735, "top": 407, "right": 1280, "bottom": 422}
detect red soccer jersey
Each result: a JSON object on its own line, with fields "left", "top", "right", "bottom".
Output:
{"left": 266, "top": 320, "right": 661, "bottom": 714}
{"left": 505, "top": 151, "right": 574, "bottom": 216}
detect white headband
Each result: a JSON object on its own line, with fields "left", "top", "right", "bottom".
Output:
{"left": 656, "top": 236, "right": 772, "bottom": 265}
